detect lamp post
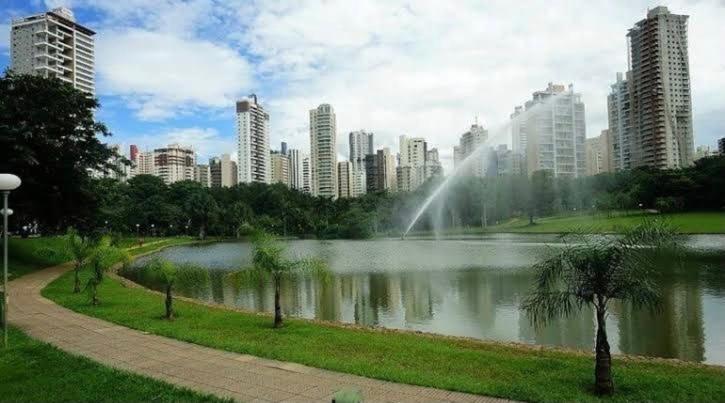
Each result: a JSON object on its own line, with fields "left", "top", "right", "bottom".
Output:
{"left": 1, "top": 174, "right": 21, "bottom": 348}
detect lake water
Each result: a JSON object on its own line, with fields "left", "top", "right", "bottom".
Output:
{"left": 128, "top": 234, "right": 725, "bottom": 365}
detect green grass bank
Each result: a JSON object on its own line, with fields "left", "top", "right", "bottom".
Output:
{"left": 0, "top": 326, "right": 226, "bottom": 402}
{"left": 43, "top": 267, "right": 725, "bottom": 403}
{"left": 408, "top": 211, "right": 725, "bottom": 236}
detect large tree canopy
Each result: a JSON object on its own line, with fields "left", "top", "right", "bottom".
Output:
{"left": 0, "top": 72, "right": 120, "bottom": 230}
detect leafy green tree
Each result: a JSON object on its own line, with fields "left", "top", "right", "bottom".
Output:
{"left": 522, "top": 221, "right": 680, "bottom": 395}
{"left": 60, "top": 229, "right": 94, "bottom": 293}
{"left": 184, "top": 190, "right": 219, "bottom": 240}
{"left": 143, "top": 259, "right": 178, "bottom": 319}
{"left": 230, "top": 232, "right": 327, "bottom": 328}
{"left": 229, "top": 201, "right": 254, "bottom": 238}
{"left": 85, "top": 237, "right": 128, "bottom": 305}
{"left": 0, "top": 72, "right": 123, "bottom": 230}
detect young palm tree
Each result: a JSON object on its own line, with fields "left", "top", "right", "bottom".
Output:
{"left": 522, "top": 220, "right": 679, "bottom": 395}
{"left": 141, "top": 259, "right": 209, "bottom": 320}
{"left": 85, "top": 237, "right": 128, "bottom": 305}
{"left": 39, "top": 228, "right": 94, "bottom": 293}
{"left": 230, "top": 232, "right": 327, "bottom": 328}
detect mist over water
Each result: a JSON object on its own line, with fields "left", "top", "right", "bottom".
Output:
{"left": 129, "top": 237, "right": 725, "bottom": 365}
{"left": 403, "top": 93, "right": 563, "bottom": 237}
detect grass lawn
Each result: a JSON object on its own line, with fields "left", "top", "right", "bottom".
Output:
{"left": 43, "top": 269, "right": 725, "bottom": 403}
{"left": 466, "top": 211, "right": 725, "bottom": 235}
{"left": 0, "top": 326, "right": 226, "bottom": 402}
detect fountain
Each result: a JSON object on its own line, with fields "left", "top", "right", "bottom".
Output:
{"left": 402, "top": 92, "right": 565, "bottom": 238}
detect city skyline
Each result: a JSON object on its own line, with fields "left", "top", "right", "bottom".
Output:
{"left": 1, "top": 1, "right": 723, "bottom": 173}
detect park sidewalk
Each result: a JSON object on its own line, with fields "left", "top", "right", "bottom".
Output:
{"left": 8, "top": 264, "right": 510, "bottom": 403}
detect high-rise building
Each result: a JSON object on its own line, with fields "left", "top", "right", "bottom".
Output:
{"left": 693, "top": 145, "right": 713, "bottom": 161}
{"left": 349, "top": 130, "right": 373, "bottom": 197}
{"left": 398, "top": 136, "right": 427, "bottom": 192}
{"left": 153, "top": 144, "right": 196, "bottom": 184}
{"left": 454, "top": 123, "right": 493, "bottom": 177}
{"left": 365, "top": 148, "right": 396, "bottom": 193}
{"left": 425, "top": 148, "right": 443, "bottom": 178}
{"left": 236, "top": 94, "right": 270, "bottom": 184}
{"left": 195, "top": 164, "right": 210, "bottom": 187}
{"left": 627, "top": 6, "right": 693, "bottom": 169}
{"left": 510, "top": 106, "right": 527, "bottom": 154}
{"left": 129, "top": 145, "right": 139, "bottom": 163}
{"left": 337, "top": 161, "right": 354, "bottom": 198}
{"left": 607, "top": 72, "right": 634, "bottom": 170}
{"left": 586, "top": 130, "right": 612, "bottom": 176}
{"left": 517, "top": 83, "right": 586, "bottom": 177}
{"left": 302, "top": 155, "right": 311, "bottom": 193}
{"left": 134, "top": 151, "right": 155, "bottom": 176}
{"left": 494, "top": 145, "right": 524, "bottom": 176}
{"left": 10, "top": 7, "right": 95, "bottom": 94}
{"left": 310, "top": 104, "right": 337, "bottom": 198}
{"left": 280, "top": 141, "right": 287, "bottom": 156}
{"left": 209, "top": 154, "right": 238, "bottom": 188}
{"left": 270, "top": 151, "right": 290, "bottom": 185}
{"left": 287, "top": 149, "right": 304, "bottom": 190}
{"left": 719, "top": 138, "right": 725, "bottom": 155}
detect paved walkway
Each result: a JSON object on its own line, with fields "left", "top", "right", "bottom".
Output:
{"left": 8, "top": 264, "right": 509, "bottom": 403}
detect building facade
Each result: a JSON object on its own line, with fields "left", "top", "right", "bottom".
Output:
{"left": 236, "top": 95, "right": 270, "bottom": 184}
{"left": 454, "top": 123, "right": 493, "bottom": 177}
{"left": 719, "top": 138, "right": 725, "bottom": 155}
{"left": 337, "top": 161, "right": 354, "bottom": 198}
{"left": 302, "top": 155, "right": 311, "bottom": 193}
{"left": 607, "top": 72, "right": 634, "bottom": 171}
{"left": 310, "top": 104, "right": 338, "bottom": 198}
{"left": 365, "top": 148, "right": 396, "bottom": 193}
{"left": 510, "top": 106, "right": 527, "bottom": 154}
{"left": 627, "top": 6, "right": 694, "bottom": 169}
{"left": 195, "top": 164, "right": 211, "bottom": 187}
{"left": 518, "top": 83, "right": 586, "bottom": 178}
{"left": 425, "top": 148, "right": 443, "bottom": 178}
{"left": 398, "top": 135, "right": 427, "bottom": 192}
{"left": 287, "top": 149, "right": 304, "bottom": 190}
{"left": 494, "top": 145, "right": 524, "bottom": 176}
{"left": 209, "top": 154, "right": 238, "bottom": 188}
{"left": 585, "top": 130, "right": 612, "bottom": 176}
{"left": 11, "top": 7, "right": 95, "bottom": 94}
{"left": 270, "top": 151, "right": 290, "bottom": 185}
{"left": 153, "top": 144, "right": 196, "bottom": 184}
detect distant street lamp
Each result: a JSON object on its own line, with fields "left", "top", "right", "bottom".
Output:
{"left": 0, "top": 173, "right": 22, "bottom": 348}
{"left": 151, "top": 223, "right": 155, "bottom": 237}
{"left": 136, "top": 223, "right": 140, "bottom": 237}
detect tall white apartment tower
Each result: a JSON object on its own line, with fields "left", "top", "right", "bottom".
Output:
{"left": 287, "top": 149, "right": 304, "bottom": 190}
{"left": 607, "top": 72, "right": 634, "bottom": 170}
{"left": 310, "top": 104, "right": 338, "bottom": 198}
{"left": 627, "top": 6, "right": 694, "bottom": 169}
{"left": 398, "top": 135, "right": 427, "bottom": 191}
{"left": 11, "top": 7, "right": 95, "bottom": 94}
{"left": 520, "top": 83, "right": 586, "bottom": 178}
{"left": 349, "top": 130, "right": 373, "bottom": 197}
{"left": 236, "top": 95, "right": 270, "bottom": 184}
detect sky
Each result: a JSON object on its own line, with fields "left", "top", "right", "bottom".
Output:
{"left": 1, "top": 0, "right": 724, "bottom": 171}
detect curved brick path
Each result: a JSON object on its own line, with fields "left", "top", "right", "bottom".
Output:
{"left": 9, "top": 264, "right": 510, "bottom": 403}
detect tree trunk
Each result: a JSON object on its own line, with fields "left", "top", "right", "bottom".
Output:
{"left": 91, "top": 284, "right": 99, "bottom": 305}
{"left": 165, "top": 284, "right": 174, "bottom": 319}
{"left": 73, "top": 266, "right": 81, "bottom": 293}
{"left": 199, "top": 224, "right": 206, "bottom": 240}
{"left": 273, "top": 279, "right": 283, "bottom": 328}
{"left": 595, "top": 307, "right": 614, "bottom": 395}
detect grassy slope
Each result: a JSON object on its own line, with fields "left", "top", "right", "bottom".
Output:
{"left": 0, "top": 326, "right": 226, "bottom": 402}
{"left": 478, "top": 211, "right": 725, "bottom": 234}
{"left": 3, "top": 236, "right": 226, "bottom": 403}
{"left": 44, "top": 270, "right": 725, "bottom": 403}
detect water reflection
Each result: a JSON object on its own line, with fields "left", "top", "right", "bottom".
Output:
{"left": 129, "top": 236, "right": 725, "bottom": 365}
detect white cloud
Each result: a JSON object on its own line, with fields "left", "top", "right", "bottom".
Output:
{"left": 96, "top": 28, "right": 252, "bottom": 120}
{"left": 239, "top": 0, "right": 725, "bottom": 172}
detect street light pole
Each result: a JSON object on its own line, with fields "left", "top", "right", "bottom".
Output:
{"left": 0, "top": 173, "right": 21, "bottom": 348}
{"left": 3, "top": 191, "right": 9, "bottom": 348}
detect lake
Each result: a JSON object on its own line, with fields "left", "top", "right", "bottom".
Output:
{"left": 128, "top": 234, "right": 725, "bottom": 365}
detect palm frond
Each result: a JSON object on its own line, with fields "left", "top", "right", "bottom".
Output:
{"left": 522, "top": 291, "right": 577, "bottom": 328}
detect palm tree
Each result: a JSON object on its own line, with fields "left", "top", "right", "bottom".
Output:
{"left": 86, "top": 237, "right": 128, "bottom": 305}
{"left": 141, "top": 259, "right": 209, "bottom": 320}
{"left": 38, "top": 228, "right": 94, "bottom": 293}
{"left": 230, "top": 231, "right": 327, "bottom": 328}
{"left": 522, "top": 220, "right": 680, "bottom": 396}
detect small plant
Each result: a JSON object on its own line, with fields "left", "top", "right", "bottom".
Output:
{"left": 38, "top": 228, "right": 93, "bottom": 293}
{"left": 143, "top": 259, "right": 211, "bottom": 319}
{"left": 229, "top": 231, "right": 327, "bottom": 328}
{"left": 85, "top": 237, "right": 128, "bottom": 305}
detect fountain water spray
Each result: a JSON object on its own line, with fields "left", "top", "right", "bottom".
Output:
{"left": 402, "top": 92, "right": 566, "bottom": 238}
